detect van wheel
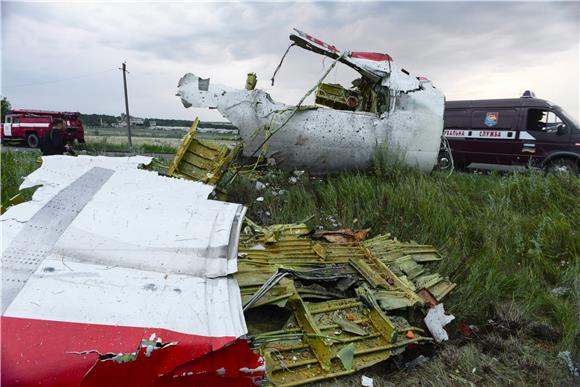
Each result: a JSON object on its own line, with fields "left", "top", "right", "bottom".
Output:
{"left": 545, "top": 158, "right": 578, "bottom": 176}
{"left": 26, "top": 133, "right": 40, "bottom": 148}
{"left": 437, "top": 151, "right": 451, "bottom": 170}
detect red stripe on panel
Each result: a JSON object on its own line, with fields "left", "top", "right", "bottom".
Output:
{"left": 351, "top": 52, "right": 393, "bottom": 61}
{"left": 1, "top": 317, "right": 262, "bottom": 386}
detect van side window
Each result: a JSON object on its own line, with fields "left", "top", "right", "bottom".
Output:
{"left": 5, "top": 116, "right": 11, "bottom": 124}
{"left": 527, "top": 109, "right": 564, "bottom": 132}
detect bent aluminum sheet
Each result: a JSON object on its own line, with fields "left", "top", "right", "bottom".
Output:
{"left": 1, "top": 156, "right": 259, "bottom": 386}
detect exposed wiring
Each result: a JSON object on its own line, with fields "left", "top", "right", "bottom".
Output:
{"left": 441, "top": 134, "right": 455, "bottom": 176}
{"left": 251, "top": 51, "right": 349, "bottom": 157}
{"left": 270, "top": 43, "right": 296, "bottom": 87}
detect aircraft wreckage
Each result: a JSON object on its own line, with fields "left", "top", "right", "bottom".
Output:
{"left": 2, "top": 130, "right": 456, "bottom": 386}
{"left": 177, "top": 28, "right": 445, "bottom": 173}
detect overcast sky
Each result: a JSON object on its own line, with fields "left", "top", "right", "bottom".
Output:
{"left": 1, "top": 1, "right": 578, "bottom": 122}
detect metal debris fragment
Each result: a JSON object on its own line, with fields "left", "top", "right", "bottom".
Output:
{"left": 168, "top": 117, "right": 240, "bottom": 185}
{"left": 405, "top": 355, "right": 429, "bottom": 368}
{"left": 236, "top": 221, "right": 455, "bottom": 385}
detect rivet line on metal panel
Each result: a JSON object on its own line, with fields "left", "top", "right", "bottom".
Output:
{"left": 1, "top": 167, "right": 114, "bottom": 313}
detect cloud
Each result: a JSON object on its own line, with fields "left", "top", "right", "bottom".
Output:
{"left": 1, "top": 1, "right": 578, "bottom": 121}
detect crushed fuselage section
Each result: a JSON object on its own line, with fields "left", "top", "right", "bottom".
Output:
{"left": 176, "top": 28, "right": 444, "bottom": 173}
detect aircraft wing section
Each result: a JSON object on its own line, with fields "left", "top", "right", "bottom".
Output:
{"left": 1, "top": 155, "right": 263, "bottom": 386}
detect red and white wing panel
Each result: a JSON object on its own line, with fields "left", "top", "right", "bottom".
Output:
{"left": 1, "top": 156, "right": 262, "bottom": 386}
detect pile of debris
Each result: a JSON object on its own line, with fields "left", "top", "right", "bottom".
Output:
{"left": 237, "top": 222, "right": 455, "bottom": 385}
{"left": 1, "top": 147, "right": 455, "bottom": 385}
{"left": 150, "top": 118, "right": 458, "bottom": 385}
{"left": 1, "top": 117, "right": 455, "bottom": 386}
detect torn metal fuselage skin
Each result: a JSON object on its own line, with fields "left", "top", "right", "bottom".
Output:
{"left": 176, "top": 28, "right": 445, "bottom": 173}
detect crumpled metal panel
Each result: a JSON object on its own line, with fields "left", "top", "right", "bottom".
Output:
{"left": 3, "top": 156, "right": 244, "bottom": 278}
{"left": 237, "top": 223, "right": 452, "bottom": 310}
{"left": 1, "top": 156, "right": 260, "bottom": 386}
{"left": 237, "top": 222, "right": 455, "bottom": 385}
{"left": 254, "top": 289, "right": 427, "bottom": 386}
{"left": 363, "top": 235, "right": 457, "bottom": 302}
{"left": 168, "top": 117, "right": 241, "bottom": 185}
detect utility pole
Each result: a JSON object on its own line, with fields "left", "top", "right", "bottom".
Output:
{"left": 120, "top": 62, "right": 132, "bottom": 147}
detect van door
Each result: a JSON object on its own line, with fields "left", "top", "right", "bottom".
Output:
{"left": 443, "top": 108, "right": 472, "bottom": 165}
{"left": 522, "top": 108, "right": 571, "bottom": 163}
{"left": 3, "top": 116, "right": 12, "bottom": 137}
{"left": 469, "top": 109, "right": 519, "bottom": 164}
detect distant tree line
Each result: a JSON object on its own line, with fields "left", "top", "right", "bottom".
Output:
{"left": 0, "top": 99, "right": 192, "bottom": 128}
{"left": 150, "top": 118, "right": 193, "bottom": 127}
{"left": 80, "top": 114, "right": 118, "bottom": 127}
{"left": 1, "top": 97, "right": 11, "bottom": 122}
{"left": 79, "top": 113, "right": 192, "bottom": 128}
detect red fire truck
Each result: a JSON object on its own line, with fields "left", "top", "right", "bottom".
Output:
{"left": 1, "top": 110, "right": 85, "bottom": 148}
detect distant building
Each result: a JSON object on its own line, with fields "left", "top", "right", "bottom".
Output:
{"left": 196, "top": 121, "right": 240, "bottom": 140}
{"left": 114, "top": 113, "right": 145, "bottom": 127}
{"left": 152, "top": 126, "right": 190, "bottom": 131}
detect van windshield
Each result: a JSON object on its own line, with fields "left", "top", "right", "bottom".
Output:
{"left": 555, "top": 106, "right": 579, "bottom": 128}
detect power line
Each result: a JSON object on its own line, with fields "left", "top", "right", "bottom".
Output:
{"left": 3, "top": 69, "right": 117, "bottom": 88}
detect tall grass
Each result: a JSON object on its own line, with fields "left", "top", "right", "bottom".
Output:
{"left": 1, "top": 150, "right": 41, "bottom": 206}
{"left": 228, "top": 154, "right": 579, "bottom": 352}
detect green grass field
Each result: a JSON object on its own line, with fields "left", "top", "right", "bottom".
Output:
{"left": 2, "top": 126, "right": 239, "bottom": 155}
{"left": 1, "top": 148, "right": 577, "bottom": 385}
{"left": 1, "top": 138, "right": 178, "bottom": 155}
{"left": 228, "top": 158, "right": 579, "bottom": 344}
{"left": 77, "top": 141, "right": 177, "bottom": 154}
{"left": 1, "top": 149, "right": 41, "bottom": 207}
{"left": 226, "top": 153, "right": 579, "bottom": 385}
{"left": 85, "top": 126, "right": 186, "bottom": 139}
